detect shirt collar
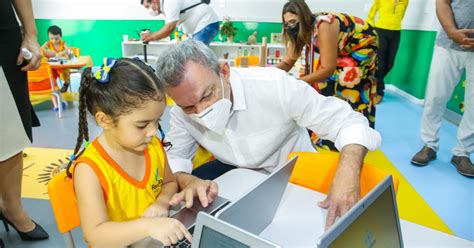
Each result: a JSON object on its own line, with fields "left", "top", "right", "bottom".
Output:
{"left": 229, "top": 68, "right": 247, "bottom": 111}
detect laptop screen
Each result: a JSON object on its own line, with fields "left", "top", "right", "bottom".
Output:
{"left": 198, "top": 226, "right": 250, "bottom": 248}
{"left": 330, "top": 186, "right": 401, "bottom": 248}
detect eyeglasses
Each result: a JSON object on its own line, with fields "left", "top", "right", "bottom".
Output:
{"left": 283, "top": 20, "right": 299, "bottom": 29}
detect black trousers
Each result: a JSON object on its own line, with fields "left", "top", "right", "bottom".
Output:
{"left": 191, "top": 160, "right": 237, "bottom": 180}
{"left": 375, "top": 28, "right": 401, "bottom": 96}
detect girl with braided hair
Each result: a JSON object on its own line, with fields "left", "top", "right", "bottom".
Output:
{"left": 66, "top": 58, "right": 191, "bottom": 247}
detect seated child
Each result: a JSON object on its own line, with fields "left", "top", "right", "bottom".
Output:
{"left": 40, "top": 25, "right": 71, "bottom": 93}
{"left": 66, "top": 58, "right": 192, "bottom": 247}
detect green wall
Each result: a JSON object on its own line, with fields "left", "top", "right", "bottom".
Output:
{"left": 35, "top": 19, "right": 465, "bottom": 115}
{"left": 384, "top": 30, "right": 437, "bottom": 99}
{"left": 35, "top": 19, "right": 282, "bottom": 66}
{"left": 384, "top": 29, "right": 465, "bottom": 115}
{"left": 36, "top": 19, "right": 166, "bottom": 66}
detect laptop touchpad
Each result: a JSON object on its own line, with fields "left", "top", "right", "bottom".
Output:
{"left": 172, "top": 207, "right": 198, "bottom": 229}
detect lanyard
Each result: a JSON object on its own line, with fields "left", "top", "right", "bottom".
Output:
{"left": 305, "top": 31, "right": 316, "bottom": 75}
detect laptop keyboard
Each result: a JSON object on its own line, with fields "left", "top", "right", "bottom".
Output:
{"left": 165, "top": 238, "right": 191, "bottom": 248}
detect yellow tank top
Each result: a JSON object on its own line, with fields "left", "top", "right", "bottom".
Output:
{"left": 74, "top": 136, "right": 165, "bottom": 222}
{"left": 47, "top": 40, "right": 66, "bottom": 53}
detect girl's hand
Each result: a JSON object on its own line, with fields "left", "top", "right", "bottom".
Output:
{"left": 17, "top": 34, "right": 42, "bottom": 71}
{"left": 148, "top": 218, "right": 192, "bottom": 246}
{"left": 142, "top": 203, "right": 169, "bottom": 218}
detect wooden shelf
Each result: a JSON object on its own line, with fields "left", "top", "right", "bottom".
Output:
{"left": 122, "top": 40, "right": 286, "bottom": 66}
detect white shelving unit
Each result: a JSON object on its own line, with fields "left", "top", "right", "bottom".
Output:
{"left": 122, "top": 41, "right": 286, "bottom": 67}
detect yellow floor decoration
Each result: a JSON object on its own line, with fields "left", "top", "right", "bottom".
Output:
{"left": 318, "top": 148, "right": 454, "bottom": 235}
{"left": 22, "top": 146, "right": 452, "bottom": 236}
{"left": 22, "top": 147, "right": 73, "bottom": 200}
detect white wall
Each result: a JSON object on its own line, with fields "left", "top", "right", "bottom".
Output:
{"left": 32, "top": 0, "right": 440, "bottom": 31}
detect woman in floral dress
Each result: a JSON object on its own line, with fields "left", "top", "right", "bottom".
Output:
{"left": 277, "top": 0, "right": 378, "bottom": 150}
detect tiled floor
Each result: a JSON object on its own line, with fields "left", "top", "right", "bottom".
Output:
{"left": 1, "top": 89, "right": 472, "bottom": 248}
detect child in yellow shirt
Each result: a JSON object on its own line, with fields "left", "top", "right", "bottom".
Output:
{"left": 66, "top": 58, "right": 192, "bottom": 247}
{"left": 40, "top": 25, "right": 71, "bottom": 93}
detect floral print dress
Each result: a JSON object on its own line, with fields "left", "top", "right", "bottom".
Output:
{"left": 306, "top": 12, "right": 378, "bottom": 128}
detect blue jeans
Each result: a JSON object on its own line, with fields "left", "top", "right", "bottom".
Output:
{"left": 191, "top": 160, "right": 236, "bottom": 180}
{"left": 192, "top": 22, "right": 219, "bottom": 46}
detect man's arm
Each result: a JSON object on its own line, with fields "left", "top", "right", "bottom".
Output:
{"left": 319, "top": 144, "right": 366, "bottom": 230}
{"left": 142, "top": 21, "right": 178, "bottom": 42}
{"left": 436, "top": 0, "right": 474, "bottom": 48}
{"left": 436, "top": 0, "right": 457, "bottom": 36}
{"left": 278, "top": 70, "right": 381, "bottom": 151}
{"left": 166, "top": 108, "right": 219, "bottom": 208}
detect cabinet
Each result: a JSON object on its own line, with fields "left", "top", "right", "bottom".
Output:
{"left": 121, "top": 41, "right": 286, "bottom": 67}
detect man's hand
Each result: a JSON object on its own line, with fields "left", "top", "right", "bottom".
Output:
{"left": 318, "top": 144, "right": 366, "bottom": 230}
{"left": 448, "top": 29, "right": 474, "bottom": 48}
{"left": 170, "top": 173, "right": 219, "bottom": 208}
{"left": 141, "top": 30, "right": 154, "bottom": 42}
{"left": 318, "top": 166, "right": 359, "bottom": 230}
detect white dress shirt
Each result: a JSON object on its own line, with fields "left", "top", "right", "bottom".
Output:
{"left": 160, "top": 0, "right": 219, "bottom": 35}
{"left": 167, "top": 67, "right": 381, "bottom": 173}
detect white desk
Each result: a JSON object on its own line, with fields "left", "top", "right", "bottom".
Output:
{"left": 215, "top": 169, "right": 474, "bottom": 247}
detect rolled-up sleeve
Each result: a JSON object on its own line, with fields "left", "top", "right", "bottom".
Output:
{"left": 167, "top": 107, "right": 200, "bottom": 173}
{"left": 276, "top": 69, "right": 381, "bottom": 151}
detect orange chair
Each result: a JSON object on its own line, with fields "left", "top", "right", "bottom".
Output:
{"left": 27, "top": 59, "right": 64, "bottom": 118}
{"left": 288, "top": 152, "right": 399, "bottom": 198}
{"left": 47, "top": 170, "right": 81, "bottom": 248}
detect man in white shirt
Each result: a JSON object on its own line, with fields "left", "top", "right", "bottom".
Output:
{"left": 156, "top": 40, "right": 382, "bottom": 229}
{"left": 141, "top": 0, "right": 219, "bottom": 45}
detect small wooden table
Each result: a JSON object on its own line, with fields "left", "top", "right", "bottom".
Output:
{"left": 48, "top": 56, "right": 92, "bottom": 70}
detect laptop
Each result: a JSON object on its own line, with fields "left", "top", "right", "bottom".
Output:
{"left": 317, "top": 175, "right": 404, "bottom": 248}
{"left": 190, "top": 212, "right": 281, "bottom": 248}
{"left": 215, "top": 156, "right": 298, "bottom": 235}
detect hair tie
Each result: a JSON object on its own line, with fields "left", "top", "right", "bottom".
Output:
{"left": 84, "top": 140, "right": 90, "bottom": 148}
{"left": 95, "top": 57, "right": 118, "bottom": 83}
{"left": 69, "top": 154, "right": 76, "bottom": 162}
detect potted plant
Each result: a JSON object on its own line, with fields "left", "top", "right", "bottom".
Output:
{"left": 220, "top": 16, "right": 237, "bottom": 43}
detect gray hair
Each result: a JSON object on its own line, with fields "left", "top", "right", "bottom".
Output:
{"left": 155, "top": 40, "right": 220, "bottom": 87}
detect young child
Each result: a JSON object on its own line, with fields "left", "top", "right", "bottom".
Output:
{"left": 66, "top": 58, "right": 192, "bottom": 247}
{"left": 40, "top": 25, "right": 71, "bottom": 92}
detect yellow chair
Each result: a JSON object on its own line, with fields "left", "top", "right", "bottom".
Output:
{"left": 47, "top": 170, "right": 81, "bottom": 248}
{"left": 234, "top": 55, "right": 259, "bottom": 67}
{"left": 288, "top": 152, "right": 399, "bottom": 198}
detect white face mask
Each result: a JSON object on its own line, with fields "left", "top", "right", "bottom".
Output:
{"left": 189, "top": 77, "right": 232, "bottom": 135}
